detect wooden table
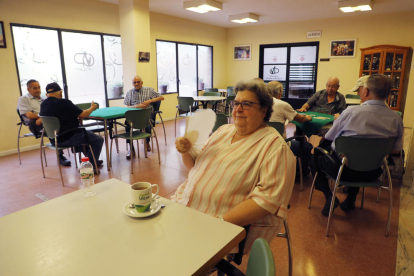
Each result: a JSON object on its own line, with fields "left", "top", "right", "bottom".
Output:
{"left": 291, "top": 111, "right": 334, "bottom": 137}
{"left": 0, "top": 179, "right": 245, "bottom": 276}
{"left": 192, "top": 96, "right": 226, "bottom": 109}
{"left": 88, "top": 107, "right": 139, "bottom": 171}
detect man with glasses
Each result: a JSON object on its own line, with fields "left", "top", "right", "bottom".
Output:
{"left": 297, "top": 77, "right": 346, "bottom": 119}
{"left": 124, "top": 75, "right": 164, "bottom": 159}
{"left": 17, "top": 79, "right": 70, "bottom": 166}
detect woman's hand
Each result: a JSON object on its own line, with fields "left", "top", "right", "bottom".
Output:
{"left": 176, "top": 137, "right": 192, "bottom": 154}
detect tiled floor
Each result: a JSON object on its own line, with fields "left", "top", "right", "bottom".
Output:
{"left": 1, "top": 119, "right": 411, "bottom": 276}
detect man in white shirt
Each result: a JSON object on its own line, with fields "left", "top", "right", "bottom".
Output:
{"left": 17, "top": 79, "right": 70, "bottom": 166}
{"left": 268, "top": 81, "right": 313, "bottom": 177}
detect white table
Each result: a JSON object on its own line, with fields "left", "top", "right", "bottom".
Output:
{"left": 346, "top": 98, "right": 361, "bottom": 105}
{"left": 193, "top": 96, "right": 226, "bottom": 109}
{"left": 0, "top": 179, "right": 245, "bottom": 276}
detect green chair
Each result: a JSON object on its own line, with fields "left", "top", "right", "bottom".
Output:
{"left": 203, "top": 91, "right": 221, "bottom": 111}
{"left": 268, "top": 122, "right": 306, "bottom": 192}
{"left": 40, "top": 116, "right": 99, "bottom": 186}
{"left": 217, "top": 95, "right": 235, "bottom": 121}
{"left": 17, "top": 109, "right": 37, "bottom": 164}
{"left": 110, "top": 108, "right": 160, "bottom": 174}
{"left": 345, "top": 94, "right": 361, "bottom": 99}
{"left": 216, "top": 238, "right": 275, "bottom": 276}
{"left": 212, "top": 113, "right": 228, "bottom": 132}
{"left": 308, "top": 136, "right": 396, "bottom": 237}
{"left": 175, "top": 97, "right": 195, "bottom": 137}
{"left": 227, "top": 86, "right": 235, "bottom": 96}
{"left": 205, "top": 88, "right": 219, "bottom": 92}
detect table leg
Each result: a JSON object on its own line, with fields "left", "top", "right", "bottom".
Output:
{"left": 103, "top": 119, "right": 110, "bottom": 171}
{"left": 201, "top": 101, "right": 208, "bottom": 109}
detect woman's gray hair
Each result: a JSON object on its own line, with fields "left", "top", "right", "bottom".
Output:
{"left": 234, "top": 80, "right": 273, "bottom": 122}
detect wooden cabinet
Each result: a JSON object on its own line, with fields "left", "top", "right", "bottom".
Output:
{"left": 359, "top": 45, "right": 411, "bottom": 111}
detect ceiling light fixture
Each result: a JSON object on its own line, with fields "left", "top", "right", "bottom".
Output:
{"left": 229, "top": 13, "right": 259, "bottom": 24}
{"left": 183, "top": 0, "right": 222, "bottom": 14}
{"left": 338, "top": 0, "right": 372, "bottom": 13}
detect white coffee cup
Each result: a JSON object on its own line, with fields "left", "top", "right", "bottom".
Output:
{"left": 131, "top": 182, "right": 159, "bottom": 213}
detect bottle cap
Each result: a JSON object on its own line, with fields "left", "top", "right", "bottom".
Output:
{"left": 81, "top": 157, "right": 89, "bottom": 162}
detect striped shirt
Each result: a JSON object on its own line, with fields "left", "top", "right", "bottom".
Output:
{"left": 171, "top": 124, "right": 296, "bottom": 253}
{"left": 123, "top": 87, "right": 161, "bottom": 110}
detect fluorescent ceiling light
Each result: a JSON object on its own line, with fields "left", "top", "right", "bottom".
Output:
{"left": 229, "top": 13, "right": 259, "bottom": 24}
{"left": 338, "top": 0, "right": 372, "bottom": 13}
{"left": 184, "top": 0, "right": 222, "bottom": 13}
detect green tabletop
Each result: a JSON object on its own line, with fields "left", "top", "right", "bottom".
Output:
{"left": 291, "top": 111, "right": 334, "bottom": 137}
{"left": 89, "top": 107, "right": 140, "bottom": 120}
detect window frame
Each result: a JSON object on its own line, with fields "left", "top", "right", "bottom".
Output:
{"left": 10, "top": 23, "right": 121, "bottom": 107}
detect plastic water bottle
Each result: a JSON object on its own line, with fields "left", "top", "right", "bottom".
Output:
{"left": 80, "top": 157, "right": 96, "bottom": 197}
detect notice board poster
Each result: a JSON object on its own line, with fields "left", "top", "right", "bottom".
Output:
{"left": 263, "top": 65, "right": 287, "bottom": 81}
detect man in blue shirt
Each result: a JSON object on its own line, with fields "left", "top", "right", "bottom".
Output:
{"left": 313, "top": 74, "right": 403, "bottom": 216}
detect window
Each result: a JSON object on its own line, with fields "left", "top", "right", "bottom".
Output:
{"left": 259, "top": 42, "right": 319, "bottom": 108}
{"left": 156, "top": 40, "right": 213, "bottom": 97}
{"left": 11, "top": 24, "right": 124, "bottom": 107}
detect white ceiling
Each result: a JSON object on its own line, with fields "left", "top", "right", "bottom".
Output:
{"left": 99, "top": 0, "right": 414, "bottom": 28}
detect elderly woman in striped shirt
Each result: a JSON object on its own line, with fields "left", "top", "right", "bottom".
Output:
{"left": 172, "top": 80, "right": 296, "bottom": 253}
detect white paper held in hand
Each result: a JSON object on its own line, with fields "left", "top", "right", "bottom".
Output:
{"left": 183, "top": 109, "right": 217, "bottom": 157}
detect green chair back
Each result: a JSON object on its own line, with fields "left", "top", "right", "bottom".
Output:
{"left": 268, "top": 122, "right": 285, "bottom": 135}
{"left": 177, "top": 97, "right": 195, "bottom": 112}
{"left": 335, "top": 136, "right": 396, "bottom": 171}
{"left": 75, "top": 102, "right": 100, "bottom": 110}
{"left": 226, "top": 95, "right": 235, "bottom": 104}
{"left": 205, "top": 88, "right": 219, "bottom": 92}
{"left": 40, "top": 116, "right": 60, "bottom": 139}
{"left": 203, "top": 92, "right": 220, "bottom": 97}
{"left": 227, "top": 86, "right": 235, "bottom": 96}
{"left": 125, "top": 108, "right": 152, "bottom": 130}
{"left": 246, "top": 238, "right": 275, "bottom": 276}
{"left": 213, "top": 113, "right": 228, "bottom": 132}
{"left": 345, "top": 94, "right": 360, "bottom": 99}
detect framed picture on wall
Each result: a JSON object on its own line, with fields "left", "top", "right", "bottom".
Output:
{"left": 138, "top": 52, "right": 150, "bottom": 62}
{"left": 329, "top": 39, "right": 356, "bottom": 58}
{"left": 0, "top": 21, "right": 7, "bottom": 48}
{"left": 234, "top": 45, "right": 251, "bottom": 60}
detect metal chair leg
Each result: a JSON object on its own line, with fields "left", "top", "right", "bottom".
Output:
{"left": 40, "top": 140, "right": 45, "bottom": 178}
{"left": 308, "top": 172, "right": 318, "bottom": 209}
{"left": 326, "top": 163, "right": 345, "bottom": 237}
{"left": 174, "top": 109, "right": 179, "bottom": 137}
{"left": 384, "top": 158, "right": 393, "bottom": 237}
{"left": 361, "top": 187, "right": 365, "bottom": 209}
{"left": 298, "top": 157, "right": 303, "bottom": 191}
{"left": 18, "top": 125, "right": 22, "bottom": 165}
{"left": 56, "top": 147, "right": 64, "bottom": 187}
{"left": 158, "top": 113, "right": 167, "bottom": 145}
{"left": 278, "top": 220, "right": 293, "bottom": 276}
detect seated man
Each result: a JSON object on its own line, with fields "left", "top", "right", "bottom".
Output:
{"left": 39, "top": 83, "right": 104, "bottom": 173}
{"left": 268, "top": 81, "right": 313, "bottom": 177}
{"left": 313, "top": 74, "right": 403, "bottom": 216}
{"left": 124, "top": 75, "right": 164, "bottom": 159}
{"left": 298, "top": 76, "right": 346, "bottom": 119}
{"left": 17, "top": 79, "right": 70, "bottom": 166}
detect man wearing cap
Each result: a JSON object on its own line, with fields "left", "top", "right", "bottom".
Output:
{"left": 312, "top": 74, "right": 403, "bottom": 216}
{"left": 351, "top": 75, "right": 369, "bottom": 96}
{"left": 17, "top": 79, "right": 70, "bottom": 166}
{"left": 124, "top": 75, "right": 164, "bottom": 159}
{"left": 297, "top": 77, "right": 346, "bottom": 118}
{"left": 39, "top": 83, "right": 104, "bottom": 172}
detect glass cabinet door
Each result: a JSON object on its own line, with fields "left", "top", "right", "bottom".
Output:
{"left": 362, "top": 51, "right": 382, "bottom": 76}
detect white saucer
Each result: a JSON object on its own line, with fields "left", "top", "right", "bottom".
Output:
{"left": 124, "top": 200, "right": 161, "bottom": 218}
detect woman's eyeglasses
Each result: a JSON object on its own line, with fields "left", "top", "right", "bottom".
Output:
{"left": 231, "top": 101, "right": 261, "bottom": 110}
